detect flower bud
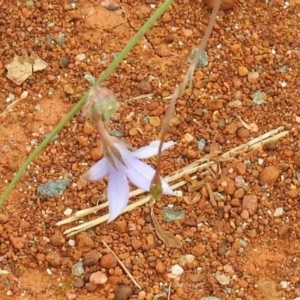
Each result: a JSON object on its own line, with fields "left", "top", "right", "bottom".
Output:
{"left": 83, "top": 85, "right": 118, "bottom": 122}
{"left": 150, "top": 176, "right": 163, "bottom": 201}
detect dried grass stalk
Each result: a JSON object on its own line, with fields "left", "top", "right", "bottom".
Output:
{"left": 57, "top": 127, "right": 288, "bottom": 236}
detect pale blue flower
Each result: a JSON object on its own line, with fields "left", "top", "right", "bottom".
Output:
{"left": 82, "top": 139, "right": 174, "bottom": 221}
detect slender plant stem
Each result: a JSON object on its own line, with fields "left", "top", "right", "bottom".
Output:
{"left": 151, "top": 0, "right": 221, "bottom": 199}
{"left": 0, "top": 0, "right": 174, "bottom": 207}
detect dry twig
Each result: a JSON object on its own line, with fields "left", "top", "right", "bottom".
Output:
{"left": 150, "top": 200, "right": 182, "bottom": 248}
{"left": 102, "top": 240, "right": 142, "bottom": 289}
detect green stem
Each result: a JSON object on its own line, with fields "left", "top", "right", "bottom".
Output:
{"left": 0, "top": 0, "right": 174, "bottom": 206}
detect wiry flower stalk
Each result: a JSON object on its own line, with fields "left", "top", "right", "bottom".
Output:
{"left": 82, "top": 86, "right": 174, "bottom": 221}
{"left": 150, "top": 0, "right": 222, "bottom": 201}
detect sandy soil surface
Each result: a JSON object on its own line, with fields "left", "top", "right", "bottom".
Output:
{"left": 1, "top": 0, "right": 300, "bottom": 299}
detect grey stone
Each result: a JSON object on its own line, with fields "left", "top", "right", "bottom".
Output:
{"left": 72, "top": 261, "right": 84, "bottom": 277}
{"left": 162, "top": 206, "right": 185, "bottom": 222}
{"left": 37, "top": 179, "right": 68, "bottom": 199}
{"left": 189, "top": 48, "right": 209, "bottom": 68}
{"left": 252, "top": 90, "right": 264, "bottom": 105}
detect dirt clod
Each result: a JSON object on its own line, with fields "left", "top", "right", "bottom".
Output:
{"left": 50, "top": 232, "right": 66, "bottom": 246}
{"left": 73, "top": 277, "right": 85, "bottom": 288}
{"left": 260, "top": 166, "right": 280, "bottom": 184}
{"left": 114, "top": 284, "right": 132, "bottom": 300}
{"left": 100, "top": 253, "right": 117, "bottom": 269}
{"left": 242, "top": 195, "right": 258, "bottom": 215}
{"left": 10, "top": 236, "right": 27, "bottom": 250}
{"left": 46, "top": 252, "right": 62, "bottom": 267}
{"left": 191, "top": 244, "right": 206, "bottom": 257}
{"left": 76, "top": 232, "right": 95, "bottom": 252}
{"left": 83, "top": 250, "right": 101, "bottom": 267}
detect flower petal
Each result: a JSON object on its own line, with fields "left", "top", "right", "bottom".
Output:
{"left": 125, "top": 157, "right": 155, "bottom": 191}
{"left": 126, "top": 159, "right": 173, "bottom": 195}
{"left": 81, "top": 158, "right": 108, "bottom": 181}
{"left": 107, "top": 165, "right": 129, "bottom": 222}
{"left": 113, "top": 142, "right": 174, "bottom": 195}
{"left": 161, "top": 178, "right": 174, "bottom": 195}
{"left": 133, "top": 140, "right": 175, "bottom": 159}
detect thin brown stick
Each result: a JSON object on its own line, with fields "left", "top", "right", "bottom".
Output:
{"left": 205, "top": 182, "right": 217, "bottom": 207}
{"left": 102, "top": 240, "right": 142, "bottom": 289}
{"left": 153, "top": 0, "right": 222, "bottom": 193}
{"left": 168, "top": 282, "right": 171, "bottom": 300}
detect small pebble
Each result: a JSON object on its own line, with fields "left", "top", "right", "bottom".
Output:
{"left": 191, "top": 244, "right": 205, "bottom": 257}
{"left": 252, "top": 90, "right": 265, "bottom": 105}
{"left": 165, "top": 34, "right": 174, "bottom": 44}
{"left": 132, "top": 239, "right": 143, "bottom": 251}
{"left": 242, "top": 195, "right": 258, "bottom": 215}
{"left": 230, "top": 43, "right": 241, "bottom": 53}
{"left": 59, "top": 56, "right": 70, "bottom": 68}
{"left": 155, "top": 260, "right": 166, "bottom": 274}
{"left": 72, "top": 261, "right": 84, "bottom": 277}
{"left": 90, "top": 148, "right": 102, "bottom": 160}
{"left": 50, "top": 232, "right": 65, "bottom": 246}
{"left": 89, "top": 271, "right": 107, "bottom": 285}
{"left": 278, "top": 224, "right": 290, "bottom": 236}
{"left": 76, "top": 232, "right": 94, "bottom": 252}
{"left": 83, "top": 250, "right": 101, "bottom": 267}
{"left": 189, "top": 48, "right": 208, "bottom": 68}
{"left": 236, "top": 162, "right": 246, "bottom": 175}
{"left": 207, "top": 99, "right": 223, "bottom": 110}
{"left": 162, "top": 207, "right": 185, "bottom": 222}
{"left": 37, "top": 179, "right": 69, "bottom": 199}
{"left": 171, "top": 264, "right": 184, "bottom": 275}
{"left": 248, "top": 71, "right": 259, "bottom": 82}
{"left": 114, "top": 284, "right": 132, "bottom": 300}
{"left": 237, "top": 127, "right": 250, "bottom": 139}
{"left": 215, "top": 273, "right": 230, "bottom": 285}
{"left": 273, "top": 207, "right": 284, "bottom": 217}
{"left": 149, "top": 116, "right": 161, "bottom": 126}
{"left": 287, "top": 189, "right": 298, "bottom": 198}
{"left": 68, "top": 239, "right": 75, "bottom": 247}
{"left": 138, "top": 80, "right": 152, "bottom": 93}
{"left": 85, "top": 282, "right": 97, "bottom": 292}
{"left": 264, "top": 141, "right": 277, "bottom": 151}
{"left": 223, "top": 177, "right": 236, "bottom": 195}
{"left": 198, "top": 138, "right": 206, "bottom": 151}
{"left": 100, "top": 253, "right": 117, "bottom": 269}
{"left": 260, "top": 166, "right": 280, "bottom": 184}
{"left": 184, "top": 133, "right": 194, "bottom": 142}
{"left": 83, "top": 123, "right": 94, "bottom": 136}
{"left": 46, "top": 252, "right": 62, "bottom": 267}
{"left": 247, "top": 229, "right": 257, "bottom": 238}
{"left": 10, "top": 236, "right": 27, "bottom": 250}
{"left": 75, "top": 53, "right": 86, "bottom": 61}
{"left": 73, "top": 277, "right": 85, "bottom": 288}
{"left": 114, "top": 220, "right": 128, "bottom": 233}
{"left": 129, "top": 128, "right": 138, "bottom": 136}
{"left": 64, "top": 208, "right": 73, "bottom": 216}
{"left": 179, "top": 254, "right": 196, "bottom": 266}
{"left": 238, "top": 66, "right": 249, "bottom": 77}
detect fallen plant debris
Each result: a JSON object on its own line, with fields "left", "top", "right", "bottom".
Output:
{"left": 5, "top": 52, "right": 48, "bottom": 85}
{"left": 150, "top": 200, "right": 182, "bottom": 248}
{"left": 57, "top": 126, "right": 288, "bottom": 236}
